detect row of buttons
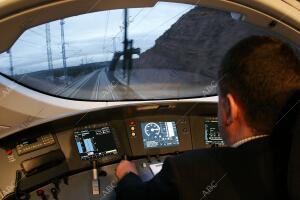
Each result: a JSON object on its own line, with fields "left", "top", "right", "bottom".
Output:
{"left": 16, "top": 135, "right": 55, "bottom": 155}
{"left": 42, "top": 138, "right": 55, "bottom": 144}
{"left": 129, "top": 120, "right": 137, "bottom": 137}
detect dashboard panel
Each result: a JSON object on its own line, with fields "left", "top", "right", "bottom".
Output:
{"left": 74, "top": 123, "right": 121, "bottom": 162}
{"left": 127, "top": 116, "right": 192, "bottom": 156}
{"left": 0, "top": 102, "right": 223, "bottom": 200}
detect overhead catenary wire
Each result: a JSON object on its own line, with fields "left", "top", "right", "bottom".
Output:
{"left": 129, "top": 7, "right": 154, "bottom": 31}
{"left": 128, "top": 8, "right": 145, "bottom": 25}
{"left": 109, "top": 7, "right": 150, "bottom": 54}
{"left": 112, "top": 8, "right": 147, "bottom": 40}
{"left": 111, "top": 4, "right": 193, "bottom": 52}
{"left": 135, "top": 5, "right": 195, "bottom": 42}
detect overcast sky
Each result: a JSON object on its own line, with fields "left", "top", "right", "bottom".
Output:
{"left": 0, "top": 2, "right": 195, "bottom": 75}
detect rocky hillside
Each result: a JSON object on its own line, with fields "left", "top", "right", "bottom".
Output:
{"left": 133, "top": 6, "right": 297, "bottom": 80}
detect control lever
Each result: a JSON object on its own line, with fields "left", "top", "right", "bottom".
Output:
{"left": 14, "top": 170, "right": 30, "bottom": 200}
{"left": 50, "top": 188, "right": 58, "bottom": 200}
{"left": 52, "top": 178, "right": 60, "bottom": 191}
{"left": 91, "top": 160, "right": 100, "bottom": 196}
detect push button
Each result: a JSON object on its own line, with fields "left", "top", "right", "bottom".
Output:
{"left": 5, "top": 149, "right": 13, "bottom": 155}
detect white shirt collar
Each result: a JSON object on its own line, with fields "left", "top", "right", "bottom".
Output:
{"left": 231, "top": 134, "right": 269, "bottom": 148}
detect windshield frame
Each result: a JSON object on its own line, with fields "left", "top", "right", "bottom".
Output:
{"left": 0, "top": 1, "right": 299, "bottom": 102}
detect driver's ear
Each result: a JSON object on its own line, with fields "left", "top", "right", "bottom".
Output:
{"left": 224, "top": 93, "right": 239, "bottom": 126}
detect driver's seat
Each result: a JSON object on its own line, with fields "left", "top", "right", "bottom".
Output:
{"left": 271, "top": 91, "right": 300, "bottom": 199}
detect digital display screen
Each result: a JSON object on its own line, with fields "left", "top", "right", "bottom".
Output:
{"left": 18, "top": 137, "right": 38, "bottom": 146}
{"left": 141, "top": 121, "right": 179, "bottom": 148}
{"left": 204, "top": 119, "right": 224, "bottom": 145}
{"left": 74, "top": 126, "right": 118, "bottom": 160}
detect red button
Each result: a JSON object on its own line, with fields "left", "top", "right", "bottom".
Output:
{"left": 5, "top": 149, "right": 13, "bottom": 155}
{"left": 36, "top": 189, "right": 45, "bottom": 196}
{"left": 129, "top": 121, "right": 136, "bottom": 125}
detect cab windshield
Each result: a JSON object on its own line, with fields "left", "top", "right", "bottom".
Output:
{"left": 0, "top": 2, "right": 297, "bottom": 101}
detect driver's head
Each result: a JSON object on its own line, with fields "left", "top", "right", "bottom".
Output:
{"left": 217, "top": 35, "right": 300, "bottom": 145}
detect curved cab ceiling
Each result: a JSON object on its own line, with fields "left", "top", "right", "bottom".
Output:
{"left": 0, "top": 0, "right": 299, "bottom": 54}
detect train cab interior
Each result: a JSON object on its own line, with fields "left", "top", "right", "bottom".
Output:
{"left": 0, "top": 0, "right": 299, "bottom": 199}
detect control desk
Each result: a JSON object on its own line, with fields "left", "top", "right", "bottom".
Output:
{"left": 0, "top": 102, "right": 223, "bottom": 200}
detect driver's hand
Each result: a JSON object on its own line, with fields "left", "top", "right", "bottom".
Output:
{"left": 116, "top": 160, "right": 139, "bottom": 180}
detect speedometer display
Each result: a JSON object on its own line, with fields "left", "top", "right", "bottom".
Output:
{"left": 141, "top": 121, "right": 179, "bottom": 148}
{"left": 144, "top": 122, "right": 161, "bottom": 136}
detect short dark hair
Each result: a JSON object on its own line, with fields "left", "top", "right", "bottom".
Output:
{"left": 218, "top": 35, "right": 300, "bottom": 133}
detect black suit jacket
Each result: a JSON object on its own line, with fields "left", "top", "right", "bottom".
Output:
{"left": 116, "top": 137, "right": 286, "bottom": 200}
